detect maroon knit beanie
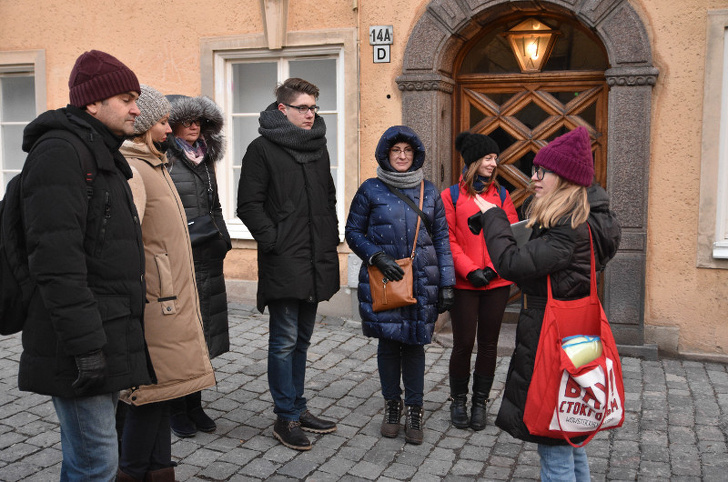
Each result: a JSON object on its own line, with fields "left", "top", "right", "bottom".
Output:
{"left": 68, "top": 50, "right": 140, "bottom": 107}
{"left": 533, "top": 126, "right": 594, "bottom": 187}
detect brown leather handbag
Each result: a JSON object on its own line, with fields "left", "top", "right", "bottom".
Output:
{"left": 367, "top": 181, "right": 424, "bottom": 312}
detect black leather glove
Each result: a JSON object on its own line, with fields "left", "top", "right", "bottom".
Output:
{"left": 370, "top": 252, "right": 405, "bottom": 281}
{"left": 72, "top": 349, "right": 107, "bottom": 395}
{"left": 438, "top": 286, "right": 455, "bottom": 313}
{"left": 467, "top": 268, "right": 498, "bottom": 288}
{"left": 467, "top": 269, "right": 488, "bottom": 287}
{"left": 482, "top": 267, "right": 498, "bottom": 284}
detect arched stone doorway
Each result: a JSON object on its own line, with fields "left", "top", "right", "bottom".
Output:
{"left": 396, "top": 0, "right": 658, "bottom": 352}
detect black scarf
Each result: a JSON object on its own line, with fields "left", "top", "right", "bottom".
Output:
{"left": 258, "top": 103, "right": 327, "bottom": 164}
{"left": 462, "top": 165, "right": 492, "bottom": 192}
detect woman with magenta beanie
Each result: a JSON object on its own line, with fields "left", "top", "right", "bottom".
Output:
{"left": 469, "top": 126, "right": 620, "bottom": 481}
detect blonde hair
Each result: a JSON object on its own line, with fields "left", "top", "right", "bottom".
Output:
{"left": 462, "top": 163, "right": 499, "bottom": 197}
{"left": 133, "top": 129, "right": 166, "bottom": 160}
{"left": 526, "top": 176, "right": 590, "bottom": 229}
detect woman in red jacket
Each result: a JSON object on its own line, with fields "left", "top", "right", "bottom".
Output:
{"left": 441, "top": 132, "right": 519, "bottom": 430}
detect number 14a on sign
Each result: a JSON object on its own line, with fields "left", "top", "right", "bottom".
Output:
{"left": 369, "top": 26, "right": 393, "bottom": 45}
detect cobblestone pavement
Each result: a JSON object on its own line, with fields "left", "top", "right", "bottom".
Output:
{"left": 1, "top": 302, "right": 727, "bottom": 481}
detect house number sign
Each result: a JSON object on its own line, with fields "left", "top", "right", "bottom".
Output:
{"left": 369, "top": 25, "right": 393, "bottom": 64}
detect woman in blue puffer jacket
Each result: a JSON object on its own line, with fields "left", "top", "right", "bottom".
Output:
{"left": 345, "top": 125, "right": 455, "bottom": 445}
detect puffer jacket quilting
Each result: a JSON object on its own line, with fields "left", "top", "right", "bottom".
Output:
{"left": 441, "top": 180, "right": 519, "bottom": 291}
{"left": 345, "top": 178, "right": 455, "bottom": 345}
{"left": 18, "top": 107, "right": 154, "bottom": 397}
{"left": 167, "top": 95, "right": 231, "bottom": 358}
{"left": 237, "top": 135, "right": 340, "bottom": 312}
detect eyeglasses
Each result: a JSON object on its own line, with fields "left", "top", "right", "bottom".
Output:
{"left": 390, "top": 147, "right": 414, "bottom": 157}
{"left": 283, "top": 103, "right": 320, "bottom": 114}
{"left": 531, "top": 165, "right": 553, "bottom": 181}
{"left": 181, "top": 119, "right": 201, "bottom": 128}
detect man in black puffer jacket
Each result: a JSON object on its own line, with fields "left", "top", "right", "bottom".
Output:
{"left": 238, "top": 78, "right": 340, "bottom": 451}
{"left": 18, "top": 50, "right": 154, "bottom": 481}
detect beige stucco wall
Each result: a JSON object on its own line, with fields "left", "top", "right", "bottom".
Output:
{"left": 354, "top": 0, "right": 728, "bottom": 358}
{"left": 637, "top": 0, "right": 728, "bottom": 357}
{"left": 1, "top": 0, "right": 727, "bottom": 357}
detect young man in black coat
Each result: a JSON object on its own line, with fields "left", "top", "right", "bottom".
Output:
{"left": 18, "top": 50, "right": 153, "bottom": 480}
{"left": 237, "top": 78, "right": 340, "bottom": 451}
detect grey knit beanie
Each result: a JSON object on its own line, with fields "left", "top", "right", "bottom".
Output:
{"left": 133, "top": 84, "right": 170, "bottom": 135}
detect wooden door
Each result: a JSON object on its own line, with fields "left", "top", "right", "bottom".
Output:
{"left": 454, "top": 74, "right": 609, "bottom": 303}
{"left": 454, "top": 73, "right": 609, "bottom": 204}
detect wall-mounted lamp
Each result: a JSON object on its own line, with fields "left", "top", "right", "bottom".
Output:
{"left": 503, "top": 18, "right": 559, "bottom": 73}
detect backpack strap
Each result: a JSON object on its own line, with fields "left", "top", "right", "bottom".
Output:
{"left": 450, "top": 184, "right": 459, "bottom": 212}
{"left": 31, "top": 130, "right": 96, "bottom": 199}
{"left": 452, "top": 183, "right": 506, "bottom": 210}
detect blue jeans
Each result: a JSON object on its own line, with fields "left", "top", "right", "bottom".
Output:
{"left": 268, "top": 299, "right": 317, "bottom": 420}
{"left": 377, "top": 338, "right": 425, "bottom": 406}
{"left": 52, "top": 392, "right": 119, "bottom": 482}
{"left": 537, "top": 443, "right": 590, "bottom": 482}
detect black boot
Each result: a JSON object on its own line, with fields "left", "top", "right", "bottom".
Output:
{"left": 273, "top": 418, "right": 311, "bottom": 451}
{"left": 470, "top": 374, "right": 493, "bottom": 431}
{"left": 186, "top": 391, "right": 216, "bottom": 433}
{"left": 448, "top": 375, "right": 470, "bottom": 429}
{"left": 169, "top": 396, "right": 197, "bottom": 438}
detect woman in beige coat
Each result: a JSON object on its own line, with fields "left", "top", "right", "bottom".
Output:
{"left": 117, "top": 85, "right": 215, "bottom": 481}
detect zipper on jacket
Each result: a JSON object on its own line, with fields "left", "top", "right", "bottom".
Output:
{"left": 95, "top": 191, "right": 111, "bottom": 256}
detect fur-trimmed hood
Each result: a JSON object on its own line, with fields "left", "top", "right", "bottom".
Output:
{"left": 166, "top": 95, "right": 225, "bottom": 163}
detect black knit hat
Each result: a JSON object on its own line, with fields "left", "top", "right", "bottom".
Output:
{"left": 68, "top": 50, "right": 140, "bottom": 107}
{"left": 455, "top": 132, "right": 500, "bottom": 166}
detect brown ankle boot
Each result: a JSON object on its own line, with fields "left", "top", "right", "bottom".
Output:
{"left": 380, "top": 398, "right": 403, "bottom": 438}
{"left": 116, "top": 469, "right": 142, "bottom": 482}
{"left": 404, "top": 405, "right": 424, "bottom": 445}
{"left": 143, "top": 467, "right": 176, "bottom": 482}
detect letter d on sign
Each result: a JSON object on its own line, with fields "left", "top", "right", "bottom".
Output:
{"left": 373, "top": 45, "right": 391, "bottom": 64}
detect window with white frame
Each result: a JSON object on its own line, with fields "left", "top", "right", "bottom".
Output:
{"left": 216, "top": 47, "right": 345, "bottom": 240}
{"left": 698, "top": 11, "right": 728, "bottom": 267}
{"left": 0, "top": 72, "right": 36, "bottom": 194}
{"left": 714, "top": 26, "right": 728, "bottom": 258}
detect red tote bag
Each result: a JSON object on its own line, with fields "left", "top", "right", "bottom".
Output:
{"left": 523, "top": 228, "right": 625, "bottom": 447}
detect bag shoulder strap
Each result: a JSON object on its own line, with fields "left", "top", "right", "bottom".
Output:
{"left": 384, "top": 181, "right": 432, "bottom": 236}
{"left": 409, "top": 181, "right": 424, "bottom": 258}
{"left": 499, "top": 185, "right": 506, "bottom": 207}
{"left": 546, "top": 224, "right": 598, "bottom": 302}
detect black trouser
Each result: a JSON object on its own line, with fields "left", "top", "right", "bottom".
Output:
{"left": 449, "top": 286, "right": 510, "bottom": 379}
{"left": 119, "top": 401, "right": 172, "bottom": 479}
